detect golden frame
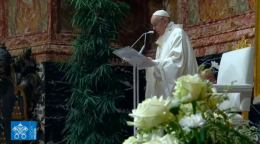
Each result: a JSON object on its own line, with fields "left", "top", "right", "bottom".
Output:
{"left": 254, "top": 0, "right": 260, "bottom": 99}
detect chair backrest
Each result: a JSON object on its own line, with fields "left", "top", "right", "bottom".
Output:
{"left": 217, "top": 47, "right": 254, "bottom": 85}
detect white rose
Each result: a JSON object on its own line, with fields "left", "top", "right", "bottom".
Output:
{"left": 136, "top": 128, "right": 164, "bottom": 142}
{"left": 127, "top": 96, "right": 174, "bottom": 130}
{"left": 173, "top": 75, "right": 207, "bottom": 103}
{"left": 136, "top": 133, "right": 152, "bottom": 142}
{"left": 159, "top": 134, "right": 180, "bottom": 144}
{"left": 143, "top": 134, "right": 179, "bottom": 144}
{"left": 144, "top": 141, "right": 161, "bottom": 144}
{"left": 143, "top": 134, "right": 162, "bottom": 144}
{"left": 123, "top": 136, "right": 138, "bottom": 144}
{"left": 180, "top": 103, "right": 193, "bottom": 114}
{"left": 165, "top": 97, "right": 181, "bottom": 109}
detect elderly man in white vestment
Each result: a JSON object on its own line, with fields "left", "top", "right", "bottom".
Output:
{"left": 145, "top": 10, "right": 198, "bottom": 99}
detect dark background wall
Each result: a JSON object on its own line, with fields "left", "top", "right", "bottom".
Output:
{"left": 44, "top": 62, "right": 70, "bottom": 143}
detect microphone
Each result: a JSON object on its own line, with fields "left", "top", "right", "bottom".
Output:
{"left": 138, "top": 31, "right": 154, "bottom": 55}
{"left": 131, "top": 31, "right": 154, "bottom": 48}
{"left": 146, "top": 31, "right": 154, "bottom": 34}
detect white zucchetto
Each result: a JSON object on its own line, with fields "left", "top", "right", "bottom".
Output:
{"left": 152, "top": 10, "right": 170, "bottom": 18}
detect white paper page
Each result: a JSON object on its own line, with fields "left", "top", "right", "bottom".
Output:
{"left": 113, "top": 46, "right": 157, "bottom": 69}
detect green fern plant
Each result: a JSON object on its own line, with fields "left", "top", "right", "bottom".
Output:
{"left": 60, "top": 0, "right": 130, "bottom": 144}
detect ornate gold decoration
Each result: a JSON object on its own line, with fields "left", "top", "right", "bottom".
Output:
{"left": 12, "top": 101, "right": 22, "bottom": 120}
{"left": 232, "top": 36, "right": 252, "bottom": 51}
{"left": 254, "top": 0, "right": 260, "bottom": 99}
{"left": 15, "top": 81, "right": 31, "bottom": 121}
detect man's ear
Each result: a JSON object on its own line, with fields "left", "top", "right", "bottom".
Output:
{"left": 162, "top": 18, "right": 168, "bottom": 26}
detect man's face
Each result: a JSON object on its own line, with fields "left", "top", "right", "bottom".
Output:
{"left": 151, "top": 15, "right": 168, "bottom": 36}
{"left": 200, "top": 70, "right": 216, "bottom": 83}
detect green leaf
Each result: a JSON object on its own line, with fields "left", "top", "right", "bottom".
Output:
{"left": 198, "top": 64, "right": 205, "bottom": 74}
{"left": 198, "top": 126, "right": 207, "bottom": 142}
{"left": 168, "top": 121, "right": 179, "bottom": 130}
{"left": 192, "top": 102, "right": 197, "bottom": 114}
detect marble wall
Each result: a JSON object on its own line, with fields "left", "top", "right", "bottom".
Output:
{"left": 0, "top": 0, "right": 74, "bottom": 62}
{"left": 0, "top": 0, "right": 177, "bottom": 60}
{"left": 1, "top": 0, "right": 256, "bottom": 59}
{"left": 185, "top": 0, "right": 255, "bottom": 57}
{"left": 146, "top": 0, "right": 256, "bottom": 57}
{"left": 0, "top": 0, "right": 4, "bottom": 41}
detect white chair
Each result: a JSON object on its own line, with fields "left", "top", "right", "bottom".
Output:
{"left": 214, "top": 47, "right": 254, "bottom": 119}
{"left": 253, "top": 96, "right": 260, "bottom": 105}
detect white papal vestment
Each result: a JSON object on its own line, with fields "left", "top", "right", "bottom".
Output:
{"left": 145, "top": 22, "right": 198, "bottom": 99}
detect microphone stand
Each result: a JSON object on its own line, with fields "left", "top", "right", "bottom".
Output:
{"left": 138, "top": 33, "right": 147, "bottom": 56}
{"left": 130, "top": 32, "right": 150, "bottom": 136}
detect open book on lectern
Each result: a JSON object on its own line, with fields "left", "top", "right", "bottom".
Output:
{"left": 113, "top": 46, "right": 157, "bottom": 70}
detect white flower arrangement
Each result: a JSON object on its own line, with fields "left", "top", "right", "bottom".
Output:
{"left": 179, "top": 113, "right": 205, "bottom": 128}
{"left": 123, "top": 66, "right": 260, "bottom": 144}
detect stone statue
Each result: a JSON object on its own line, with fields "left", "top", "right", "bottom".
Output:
{"left": 0, "top": 43, "right": 43, "bottom": 144}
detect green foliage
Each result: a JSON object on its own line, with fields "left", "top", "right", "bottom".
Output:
{"left": 204, "top": 123, "right": 257, "bottom": 144}
{"left": 60, "top": 0, "right": 130, "bottom": 144}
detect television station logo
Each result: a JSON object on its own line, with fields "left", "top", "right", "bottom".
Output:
{"left": 11, "top": 121, "right": 37, "bottom": 141}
